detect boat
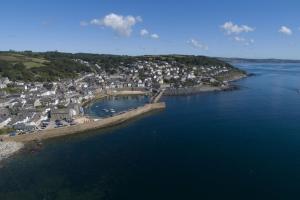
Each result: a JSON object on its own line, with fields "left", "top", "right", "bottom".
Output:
{"left": 110, "top": 109, "right": 116, "bottom": 113}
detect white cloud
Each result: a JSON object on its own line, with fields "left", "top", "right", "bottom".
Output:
{"left": 234, "top": 36, "right": 246, "bottom": 42}
{"left": 187, "top": 39, "right": 208, "bottom": 50}
{"left": 249, "top": 39, "right": 255, "bottom": 44}
{"left": 80, "top": 21, "right": 89, "bottom": 27}
{"left": 234, "top": 36, "right": 254, "bottom": 45}
{"left": 91, "top": 13, "right": 142, "bottom": 36}
{"left": 150, "top": 33, "right": 159, "bottom": 39}
{"left": 221, "top": 21, "right": 255, "bottom": 46}
{"left": 140, "top": 29, "right": 159, "bottom": 39}
{"left": 140, "top": 29, "right": 149, "bottom": 36}
{"left": 136, "top": 16, "right": 143, "bottom": 22}
{"left": 90, "top": 19, "right": 101, "bottom": 25}
{"left": 221, "top": 21, "right": 254, "bottom": 35}
{"left": 279, "top": 26, "right": 292, "bottom": 35}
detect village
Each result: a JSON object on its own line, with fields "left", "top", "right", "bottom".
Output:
{"left": 0, "top": 58, "right": 240, "bottom": 136}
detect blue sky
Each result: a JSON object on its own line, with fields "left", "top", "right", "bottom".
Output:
{"left": 1, "top": 0, "right": 300, "bottom": 59}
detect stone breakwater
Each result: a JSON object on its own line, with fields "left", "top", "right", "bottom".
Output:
{"left": 5, "top": 102, "right": 166, "bottom": 143}
{"left": 0, "top": 141, "right": 24, "bottom": 162}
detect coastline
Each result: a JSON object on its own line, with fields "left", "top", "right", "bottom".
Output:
{"left": 226, "top": 73, "right": 248, "bottom": 82}
{"left": 3, "top": 102, "right": 166, "bottom": 143}
{"left": 164, "top": 85, "right": 227, "bottom": 96}
{"left": 0, "top": 141, "right": 24, "bottom": 162}
{"left": 164, "top": 73, "right": 247, "bottom": 96}
{"left": 0, "top": 74, "right": 246, "bottom": 162}
{"left": 0, "top": 90, "right": 159, "bottom": 163}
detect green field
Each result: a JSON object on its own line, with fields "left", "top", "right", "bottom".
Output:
{"left": 0, "top": 53, "right": 48, "bottom": 69}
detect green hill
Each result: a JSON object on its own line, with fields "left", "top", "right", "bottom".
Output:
{"left": 0, "top": 51, "right": 93, "bottom": 82}
{"left": 0, "top": 51, "right": 244, "bottom": 82}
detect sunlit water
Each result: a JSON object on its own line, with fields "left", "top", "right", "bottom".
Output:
{"left": 1, "top": 63, "right": 300, "bottom": 199}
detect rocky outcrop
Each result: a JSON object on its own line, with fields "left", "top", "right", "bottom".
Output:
{"left": 0, "top": 141, "right": 24, "bottom": 162}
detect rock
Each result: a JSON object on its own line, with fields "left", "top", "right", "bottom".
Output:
{"left": 0, "top": 141, "right": 24, "bottom": 162}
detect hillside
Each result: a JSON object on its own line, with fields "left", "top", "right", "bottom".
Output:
{"left": 0, "top": 51, "right": 94, "bottom": 82}
{"left": 0, "top": 51, "right": 245, "bottom": 82}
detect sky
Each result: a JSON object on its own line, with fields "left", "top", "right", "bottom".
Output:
{"left": 1, "top": 0, "right": 300, "bottom": 59}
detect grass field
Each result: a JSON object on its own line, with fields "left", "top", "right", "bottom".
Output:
{"left": 0, "top": 53, "right": 49, "bottom": 68}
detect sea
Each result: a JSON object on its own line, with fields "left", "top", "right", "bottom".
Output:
{"left": 1, "top": 63, "right": 300, "bottom": 199}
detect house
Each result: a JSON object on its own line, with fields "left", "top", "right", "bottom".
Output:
{"left": 50, "top": 109, "right": 71, "bottom": 121}
{"left": 0, "top": 83, "right": 7, "bottom": 89}
{"left": 137, "top": 80, "right": 145, "bottom": 88}
{"left": 0, "top": 77, "right": 10, "bottom": 89}
{"left": 41, "top": 90, "right": 56, "bottom": 97}
{"left": 0, "top": 117, "right": 11, "bottom": 129}
{"left": 13, "top": 123, "right": 36, "bottom": 132}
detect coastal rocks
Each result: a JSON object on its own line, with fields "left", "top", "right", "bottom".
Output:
{"left": 0, "top": 141, "right": 24, "bottom": 162}
{"left": 164, "top": 84, "right": 241, "bottom": 96}
{"left": 164, "top": 85, "right": 226, "bottom": 96}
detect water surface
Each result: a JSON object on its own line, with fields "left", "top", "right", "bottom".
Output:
{"left": 1, "top": 63, "right": 300, "bottom": 199}
{"left": 85, "top": 95, "right": 149, "bottom": 118}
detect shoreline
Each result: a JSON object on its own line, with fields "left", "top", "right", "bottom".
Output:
{"left": 0, "top": 141, "right": 24, "bottom": 162}
{"left": 164, "top": 74, "right": 247, "bottom": 96}
{"left": 2, "top": 102, "right": 166, "bottom": 143}
{"left": 164, "top": 85, "right": 227, "bottom": 96}
{"left": 0, "top": 91, "right": 160, "bottom": 162}
{"left": 0, "top": 75, "right": 246, "bottom": 162}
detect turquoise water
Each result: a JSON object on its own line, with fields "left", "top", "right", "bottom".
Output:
{"left": 1, "top": 63, "right": 300, "bottom": 199}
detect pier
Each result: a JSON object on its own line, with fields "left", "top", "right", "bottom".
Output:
{"left": 150, "top": 89, "right": 165, "bottom": 103}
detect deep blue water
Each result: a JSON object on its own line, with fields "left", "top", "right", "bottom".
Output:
{"left": 1, "top": 63, "right": 300, "bottom": 199}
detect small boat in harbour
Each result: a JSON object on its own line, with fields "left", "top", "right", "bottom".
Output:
{"left": 110, "top": 109, "right": 116, "bottom": 113}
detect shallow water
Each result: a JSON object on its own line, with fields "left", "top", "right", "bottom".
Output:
{"left": 1, "top": 63, "right": 300, "bottom": 199}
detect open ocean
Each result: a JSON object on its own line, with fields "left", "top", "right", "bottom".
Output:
{"left": 1, "top": 63, "right": 300, "bottom": 199}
